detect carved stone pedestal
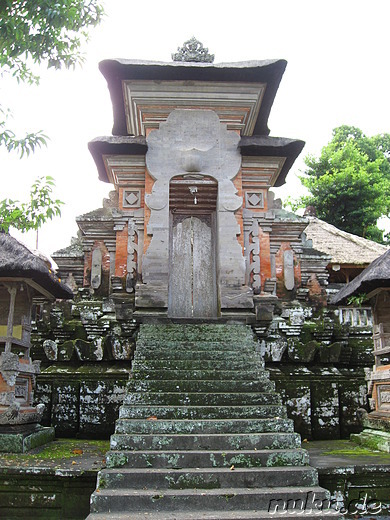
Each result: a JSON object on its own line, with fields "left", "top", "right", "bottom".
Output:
{"left": 0, "top": 338, "right": 55, "bottom": 453}
{"left": 351, "top": 410, "right": 390, "bottom": 453}
{"left": 0, "top": 422, "right": 54, "bottom": 453}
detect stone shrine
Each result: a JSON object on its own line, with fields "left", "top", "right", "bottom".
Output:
{"left": 31, "top": 40, "right": 382, "bottom": 517}
{"left": 40, "top": 42, "right": 376, "bottom": 444}
{"left": 0, "top": 233, "right": 72, "bottom": 452}
{"left": 83, "top": 52, "right": 323, "bottom": 318}
{"left": 334, "top": 249, "right": 390, "bottom": 451}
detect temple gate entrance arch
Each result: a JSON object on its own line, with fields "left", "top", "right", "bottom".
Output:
{"left": 168, "top": 175, "right": 218, "bottom": 318}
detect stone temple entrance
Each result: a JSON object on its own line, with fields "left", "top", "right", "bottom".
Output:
{"left": 168, "top": 176, "right": 218, "bottom": 318}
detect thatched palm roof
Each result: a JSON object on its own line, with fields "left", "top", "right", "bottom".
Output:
{"left": 332, "top": 248, "right": 390, "bottom": 304}
{"left": 0, "top": 233, "right": 73, "bottom": 299}
{"left": 304, "top": 217, "right": 388, "bottom": 265}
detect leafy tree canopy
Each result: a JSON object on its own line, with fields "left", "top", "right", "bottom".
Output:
{"left": 0, "top": 176, "right": 63, "bottom": 236}
{"left": 0, "top": 0, "right": 104, "bottom": 84}
{"left": 0, "top": 0, "right": 103, "bottom": 238}
{"left": 291, "top": 125, "right": 390, "bottom": 243}
{"left": 0, "top": 0, "right": 104, "bottom": 157}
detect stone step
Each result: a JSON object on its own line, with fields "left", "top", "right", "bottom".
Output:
{"left": 98, "top": 466, "right": 319, "bottom": 490}
{"left": 137, "top": 343, "right": 257, "bottom": 353}
{"left": 123, "top": 391, "right": 281, "bottom": 406}
{"left": 110, "top": 432, "right": 301, "bottom": 452}
{"left": 130, "top": 368, "right": 267, "bottom": 381}
{"left": 132, "top": 358, "right": 261, "bottom": 371}
{"left": 90, "top": 486, "right": 330, "bottom": 513}
{"left": 138, "top": 339, "right": 255, "bottom": 346}
{"left": 138, "top": 328, "right": 253, "bottom": 339}
{"left": 126, "top": 379, "right": 275, "bottom": 393}
{"left": 137, "top": 337, "right": 258, "bottom": 353}
{"left": 118, "top": 404, "right": 287, "bottom": 420}
{"left": 87, "top": 509, "right": 341, "bottom": 520}
{"left": 138, "top": 324, "right": 253, "bottom": 340}
{"left": 114, "top": 418, "right": 295, "bottom": 436}
{"left": 87, "top": 324, "right": 331, "bottom": 519}
{"left": 134, "top": 349, "right": 259, "bottom": 361}
{"left": 105, "top": 447, "right": 308, "bottom": 468}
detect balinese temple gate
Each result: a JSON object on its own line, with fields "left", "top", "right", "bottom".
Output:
{"left": 32, "top": 40, "right": 380, "bottom": 517}
{"left": 43, "top": 39, "right": 373, "bottom": 446}
{"left": 88, "top": 39, "right": 305, "bottom": 320}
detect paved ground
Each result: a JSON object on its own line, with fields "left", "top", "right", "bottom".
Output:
{"left": 0, "top": 437, "right": 389, "bottom": 475}
{"left": 1, "top": 439, "right": 390, "bottom": 518}
{"left": 305, "top": 438, "right": 390, "bottom": 469}
{"left": 0, "top": 438, "right": 109, "bottom": 476}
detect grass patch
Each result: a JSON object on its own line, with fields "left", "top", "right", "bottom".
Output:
{"left": 322, "top": 442, "right": 390, "bottom": 459}
{"left": 307, "top": 439, "right": 390, "bottom": 459}
{"left": 0, "top": 438, "right": 109, "bottom": 464}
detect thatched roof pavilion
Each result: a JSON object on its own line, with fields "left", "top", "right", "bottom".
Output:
{"left": 0, "top": 233, "right": 73, "bottom": 300}
{"left": 304, "top": 217, "right": 388, "bottom": 284}
{"left": 332, "top": 248, "right": 390, "bottom": 304}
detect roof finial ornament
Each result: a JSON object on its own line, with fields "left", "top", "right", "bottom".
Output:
{"left": 172, "top": 37, "right": 214, "bottom": 63}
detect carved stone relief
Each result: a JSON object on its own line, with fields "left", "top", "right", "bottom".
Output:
{"left": 126, "top": 220, "right": 138, "bottom": 291}
{"left": 245, "top": 191, "right": 264, "bottom": 209}
{"left": 123, "top": 189, "right": 141, "bottom": 208}
{"left": 284, "top": 250, "right": 295, "bottom": 291}
{"left": 91, "top": 248, "right": 102, "bottom": 289}
{"left": 243, "top": 211, "right": 261, "bottom": 293}
{"left": 172, "top": 37, "right": 215, "bottom": 63}
{"left": 248, "top": 220, "right": 261, "bottom": 292}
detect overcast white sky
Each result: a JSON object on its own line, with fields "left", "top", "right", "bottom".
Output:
{"left": 1, "top": 0, "right": 390, "bottom": 255}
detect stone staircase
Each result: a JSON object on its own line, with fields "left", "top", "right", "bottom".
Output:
{"left": 87, "top": 324, "right": 338, "bottom": 519}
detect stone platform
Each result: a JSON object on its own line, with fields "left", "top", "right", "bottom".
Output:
{"left": 0, "top": 439, "right": 390, "bottom": 519}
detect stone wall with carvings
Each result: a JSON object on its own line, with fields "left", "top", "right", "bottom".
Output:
{"left": 41, "top": 186, "right": 373, "bottom": 439}
{"left": 254, "top": 302, "right": 373, "bottom": 439}
{"left": 30, "top": 291, "right": 373, "bottom": 439}
{"left": 31, "top": 294, "right": 136, "bottom": 437}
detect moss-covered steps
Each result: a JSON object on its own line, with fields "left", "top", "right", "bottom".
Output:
{"left": 88, "top": 324, "right": 338, "bottom": 519}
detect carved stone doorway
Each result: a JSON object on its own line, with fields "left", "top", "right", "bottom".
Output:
{"left": 168, "top": 176, "right": 218, "bottom": 318}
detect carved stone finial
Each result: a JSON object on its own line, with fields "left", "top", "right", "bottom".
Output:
{"left": 172, "top": 37, "right": 214, "bottom": 63}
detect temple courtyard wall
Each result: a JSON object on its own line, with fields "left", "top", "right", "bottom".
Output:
{"left": 30, "top": 296, "right": 373, "bottom": 441}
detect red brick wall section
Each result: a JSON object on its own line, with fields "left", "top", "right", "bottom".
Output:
{"left": 115, "top": 226, "right": 129, "bottom": 278}
{"left": 259, "top": 228, "right": 272, "bottom": 291}
{"left": 306, "top": 273, "right": 327, "bottom": 308}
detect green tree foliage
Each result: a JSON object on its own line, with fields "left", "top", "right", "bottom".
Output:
{"left": 0, "top": 0, "right": 104, "bottom": 156}
{"left": 0, "top": 0, "right": 103, "bottom": 234}
{"left": 293, "top": 126, "right": 390, "bottom": 243}
{"left": 0, "top": 176, "right": 63, "bottom": 235}
{"left": 0, "top": 106, "right": 48, "bottom": 158}
{"left": 0, "top": 0, "right": 104, "bottom": 84}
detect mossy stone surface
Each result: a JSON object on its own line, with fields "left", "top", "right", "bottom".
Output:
{"left": 0, "top": 427, "right": 55, "bottom": 454}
